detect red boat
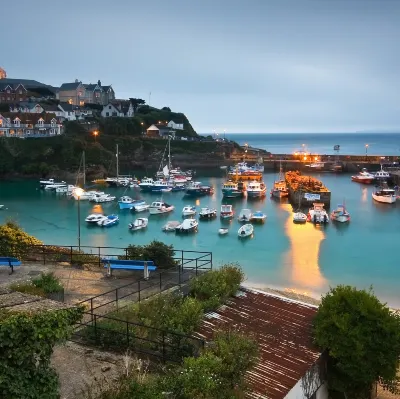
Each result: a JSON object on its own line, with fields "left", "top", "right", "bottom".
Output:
{"left": 351, "top": 169, "right": 374, "bottom": 184}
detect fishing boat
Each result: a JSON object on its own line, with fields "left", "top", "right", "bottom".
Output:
{"left": 351, "top": 168, "right": 375, "bottom": 184}
{"left": 330, "top": 204, "right": 351, "bottom": 223}
{"left": 72, "top": 189, "right": 105, "bottom": 201}
{"left": 138, "top": 177, "right": 154, "bottom": 192}
{"left": 372, "top": 187, "right": 397, "bottom": 204}
{"left": 162, "top": 221, "right": 181, "bottom": 232}
{"left": 182, "top": 205, "right": 196, "bottom": 216}
{"left": 373, "top": 166, "right": 390, "bottom": 181}
{"left": 90, "top": 193, "right": 116, "bottom": 203}
{"left": 44, "top": 181, "right": 67, "bottom": 191}
{"left": 98, "top": 214, "right": 119, "bottom": 227}
{"left": 85, "top": 214, "right": 107, "bottom": 224}
{"left": 238, "top": 209, "right": 252, "bottom": 222}
{"left": 151, "top": 180, "right": 173, "bottom": 193}
{"left": 229, "top": 161, "right": 264, "bottom": 174}
{"left": 220, "top": 204, "right": 234, "bottom": 219}
{"left": 307, "top": 203, "right": 329, "bottom": 224}
{"left": 293, "top": 212, "right": 307, "bottom": 224}
{"left": 250, "top": 211, "right": 266, "bottom": 223}
{"left": 132, "top": 202, "right": 150, "bottom": 212}
{"left": 119, "top": 196, "right": 136, "bottom": 210}
{"left": 238, "top": 224, "right": 254, "bottom": 238}
{"left": 129, "top": 217, "right": 148, "bottom": 230}
{"left": 171, "top": 183, "right": 186, "bottom": 192}
{"left": 55, "top": 184, "right": 76, "bottom": 194}
{"left": 218, "top": 228, "right": 229, "bottom": 235}
{"left": 306, "top": 162, "right": 325, "bottom": 170}
{"left": 271, "top": 163, "right": 289, "bottom": 198}
{"left": 176, "top": 218, "right": 198, "bottom": 234}
{"left": 149, "top": 201, "right": 174, "bottom": 215}
{"left": 222, "top": 181, "right": 245, "bottom": 198}
{"left": 185, "top": 181, "right": 214, "bottom": 197}
{"left": 199, "top": 207, "right": 217, "bottom": 219}
{"left": 246, "top": 181, "right": 267, "bottom": 198}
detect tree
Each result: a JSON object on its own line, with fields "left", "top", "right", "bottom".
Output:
{"left": 314, "top": 285, "right": 400, "bottom": 397}
{"left": 129, "top": 98, "right": 146, "bottom": 113}
{"left": 161, "top": 106, "right": 171, "bottom": 112}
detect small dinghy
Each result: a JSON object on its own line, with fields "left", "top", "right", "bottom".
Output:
{"left": 330, "top": 203, "right": 350, "bottom": 223}
{"left": 293, "top": 212, "right": 307, "bottom": 224}
{"left": 182, "top": 205, "right": 196, "bottom": 216}
{"left": 0, "top": 205, "right": 4, "bottom": 210}
{"left": 85, "top": 213, "right": 107, "bottom": 224}
{"left": 162, "top": 221, "right": 181, "bottom": 232}
{"left": 238, "top": 209, "right": 252, "bottom": 222}
{"left": 238, "top": 223, "right": 254, "bottom": 238}
{"left": 129, "top": 217, "right": 148, "bottom": 230}
{"left": 176, "top": 218, "right": 198, "bottom": 233}
{"left": 98, "top": 214, "right": 119, "bottom": 227}
{"left": 218, "top": 228, "right": 229, "bottom": 235}
{"left": 250, "top": 211, "right": 266, "bottom": 223}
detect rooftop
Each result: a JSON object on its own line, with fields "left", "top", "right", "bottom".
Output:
{"left": 195, "top": 288, "right": 320, "bottom": 399}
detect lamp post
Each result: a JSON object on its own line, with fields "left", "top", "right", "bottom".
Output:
{"left": 141, "top": 122, "right": 144, "bottom": 135}
{"left": 93, "top": 130, "right": 98, "bottom": 142}
{"left": 365, "top": 144, "right": 369, "bottom": 161}
{"left": 74, "top": 187, "right": 84, "bottom": 251}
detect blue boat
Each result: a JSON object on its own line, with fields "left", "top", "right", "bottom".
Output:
{"left": 138, "top": 177, "right": 154, "bottom": 192}
{"left": 118, "top": 196, "right": 146, "bottom": 210}
{"left": 171, "top": 183, "right": 186, "bottom": 192}
{"left": 151, "top": 180, "right": 173, "bottom": 193}
{"left": 222, "top": 181, "right": 243, "bottom": 198}
{"left": 185, "top": 181, "right": 214, "bottom": 197}
{"left": 98, "top": 214, "right": 119, "bottom": 227}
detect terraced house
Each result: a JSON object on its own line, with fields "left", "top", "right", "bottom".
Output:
{"left": 0, "top": 112, "right": 62, "bottom": 137}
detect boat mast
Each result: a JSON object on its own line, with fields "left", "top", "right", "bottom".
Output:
{"left": 83, "top": 151, "right": 86, "bottom": 187}
{"left": 168, "top": 135, "right": 171, "bottom": 171}
{"left": 116, "top": 144, "right": 119, "bottom": 181}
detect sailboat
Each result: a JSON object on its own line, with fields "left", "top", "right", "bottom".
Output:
{"left": 271, "top": 161, "right": 289, "bottom": 198}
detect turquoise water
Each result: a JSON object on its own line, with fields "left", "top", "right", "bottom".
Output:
{"left": 1, "top": 174, "right": 400, "bottom": 305}
{"left": 223, "top": 133, "right": 400, "bottom": 156}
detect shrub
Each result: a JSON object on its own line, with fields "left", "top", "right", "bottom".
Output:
{"left": 32, "top": 272, "right": 63, "bottom": 294}
{"left": 0, "top": 221, "right": 43, "bottom": 259}
{"left": 125, "top": 240, "right": 177, "bottom": 269}
{"left": 314, "top": 285, "right": 400, "bottom": 397}
{"left": 9, "top": 282, "right": 46, "bottom": 297}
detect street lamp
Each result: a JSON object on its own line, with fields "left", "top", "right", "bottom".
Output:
{"left": 74, "top": 187, "right": 84, "bottom": 251}
{"left": 140, "top": 122, "right": 144, "bottom": 135}
{"left": 93, "top": 130, "right": 98, "bottom": 142}
{"left": 365, "top": 144, "right": 369, "bottom": 161}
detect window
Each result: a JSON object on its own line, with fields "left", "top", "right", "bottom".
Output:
{"left": 106, "top": 112, "right": 109, "bottom": 117}
{"left": 0, "top": 119, "right": 2, "bottom": 127}
{"left": 79, "top": 100, "right": 84, "bottom": 106}
{"left": 38, "top": 119, "right": 44, "bottom": 126}
{"left": 68, "top": 99, "right": 73, "bottom": 105}
{"left": 19, "top": 90, "right": 22, "bottom": 94}
{"left": 51, "top": 119, "right": 56, "bottom": 126}
{"left": 14, "top": 119, "right": 20, "bottom": 127}
{"left": 108, "top": 105, "right": 111, "bottom": 109}
{"left": 7, "top": 97, "right": 10, "bottom": 101}
{"left": 95, "top": 92, "right": 100, "bottom": 98}
{"left": 6, "top": 90, "right": 10, "bottom": 94}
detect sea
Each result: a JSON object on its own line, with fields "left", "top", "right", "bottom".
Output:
{"left": 223, "top": 132, "right": 400, "bottom": 156}
{"left": 1, "top": 166, "right": 400, "bottom": 306}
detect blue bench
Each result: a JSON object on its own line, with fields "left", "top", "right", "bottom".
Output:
{"left": 101, "top": 259, "right": 157, "bottom": 279}
{"left": 0, "top": 257, "right": 21, "bottom": 274}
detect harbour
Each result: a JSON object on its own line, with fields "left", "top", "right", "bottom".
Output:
{"left": 1, "top": 169, "right": 400, "bottom": 306}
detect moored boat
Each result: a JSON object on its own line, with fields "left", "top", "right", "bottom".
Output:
{"left": 85, "top": 213, "right": 107, "bottom": 224}
{"left": 271, "top": 163, "right": 289, "bottom": 198}
{"left": 250, "top": 211, "right": 266, "bottom": 223}
{"left": 372, "top": 188, "right": 397, "bottom": 204}
{"left": 238, "top": 209, "right": 252, "bottom": 222}
{"left": 220, "top": 204, "right": 234, "bottom": 219}
{"left": 98, "top": 214, "right": 119, "bottom": 227}
{"left": 162, "top": 221, "right": 181, "bottom": 232}
{"left": 138, "top": 177, "right": 154, "bottom": 192}
{"left": 247, "top": 181, "right": 267, "bottom": 198}
{"left": 293, "top": 212, "right": 307, "bottom": 224}
{"left": 119, "top": 196, "right": 136, "bottom": 209}
{"left": 199, "top": 207, "right": 217, "bottom": 219}
{"left": 132, "top": 202, "right": 150, "bottom": 212}
{"left": 330, "top": 204, "right": 351, "bottom": 223}
{"left": 151, "top": 180, "right": 173, "bottom": 193}
{"left": 182, "top": 205, "right": 196, "bottom": 216}
{"left": 238, "top": 223, "right": 254, "bottom": 238}
{"left": 90, "top": 193, "right": 116, "bottom": 203}
{"left": 176, "top": 218, "right": 198, "bottom": 234}
{"left": 218, "top": 228, "right": 229, "bottom": 235}
{"left": 129, "top": 217, "right": 148, "bottom": 230}
{"left": 149, "top": 201, "right": 174, "bottom": 215}
{"left": 185, "top": 181, "right": 214, "bottom": 197}
{"left": 307, "top": 203, "right": 329, "bottom": 224}
{"left": 222, "top": 181, "right": 245, "bottom": 198}
{"left": 351, "top": 168, "right": 375, "bottom": 184}
{"left": 373, "top": 166, "right": 390, "bottom": 181}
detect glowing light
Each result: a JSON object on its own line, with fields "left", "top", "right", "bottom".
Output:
{"left": 303, "top": 156, "right": 307, "bottom": 161}
{"left": 93, "top": 130, "right": 98, "bottom": 137}
{"left": 74, "top": 187, "right": 84, "bottom": 198}
{"left": 314, "top": 156, "right": 318, "bottom": 161}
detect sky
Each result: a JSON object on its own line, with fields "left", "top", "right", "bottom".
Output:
{"left": 1, "top": 0, "right": 400, "bottom": 133}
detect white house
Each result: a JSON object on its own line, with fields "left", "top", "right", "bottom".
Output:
{"left": 101, "top": 101, "right": 134, "bottom": 118}
{"left": 167, "top": 120, "right": 183, "bottom": 130}
{"left": 58, "top": 102, "right": 77, "bottom": 121}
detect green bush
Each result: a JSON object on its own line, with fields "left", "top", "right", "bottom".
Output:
{"left": 314, "top": 285, "right": 400, "bottom": 397}
{"left": 189, "top": 263, "right": 244, "bottom": 310}
{"left": 32, "top": 272, "right": 63, "bottom": 294}
{"left": 9, "top": 282, "right": 46, "bottom": 297}
{"left": 125, "top": 240, "right": 177, "bottom": 269}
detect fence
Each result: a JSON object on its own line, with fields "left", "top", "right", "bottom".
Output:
{"left": 72, "top": 312, "right": 205, "bottom": 364}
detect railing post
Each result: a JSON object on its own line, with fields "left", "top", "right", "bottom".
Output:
{"left": 178, "top": 262, "right": 181, "bottom": 287}
{"left": 210, "top": 252, "right": 213, "bottom": 269}
{"left": 195, "top": 258, "right": 198, "bottom": 276}
{"left": 159, "top": 272, "right": 162, "bottom": 291}
{"left": 138, "top": 280, "right": 141, "bottom": 302}
{"left": 125, "top": 248, "right": 128, "bottom": 260}
{"left": 181, "top": 250, "right": 184, "bottom": 271}
{"left": 70, "top": 246, "right": 73, "bottom": 264}
{"left": 116, "top": 288, "right": 119, "bottom": 310}
{"left": 94, "top": 314, "right": 97, "bottom": 343}
{"left": 90, "top": 298, "right": 94, "bottom": 321}
{"left": 98, "top": 247, "right": 101, "bottom": 267}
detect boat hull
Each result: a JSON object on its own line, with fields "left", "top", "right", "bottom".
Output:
{"left": 149, "top": 207, "right": 174, "bottom": 215}
{"left": 351, "top": 176, "right": 373, "bottom": 184}
{"left": 331, "top": 215, "right": 350, "bottom": 223}
{"left": 119, "top": 202, "right": 134, "bottom": 210}
{"left": 222, "top": 189, "right": 242, "bottom": 198}
{"left": 220, "top": 213, "right": 234, "bottom": 219}
{"left": 372, "top": 193, "right": 396, "bottom": 204}
{"left": 199, "top": 213, "right": 216, "bottom": 219}
{"left": 271, "top": 189, "right": 289, "bottom": 198}
{"left": 247, "top": 189, "right": 266, "bottom": 198}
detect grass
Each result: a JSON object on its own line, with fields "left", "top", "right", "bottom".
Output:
{"left": 10, "top": 272, "right": 63, "bottom": 297}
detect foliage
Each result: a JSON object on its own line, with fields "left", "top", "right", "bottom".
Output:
{"left": 0, "top": 221, "right": 43, "bottom": 259}
{"left": 161, "top": 106, "right": 171, "bottom": 112}
{"left": 314, "top": 285, "right": 400, "bottom": 397}
{"left": 189, "top": 263, "right": 244, "bottom": 310}
{"left": 32, "top": 272, "right": 63, "bottom": 294}
{"left": 0, "top": 306, "right": 83, "bottom": 399}
{"left": 125, "top": 240, "right": 177, "bottom": 269}
{"left": 129, "top": 98, "right": 146, "bottom": 113}
{"left": 9, "top": 282, "right": 46, "bottom": 297}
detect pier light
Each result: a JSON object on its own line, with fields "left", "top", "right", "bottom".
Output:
{"left": 74, "top": 187, "right": 84, "bottom": 251}
{"left": 314, "top": 156, "right": 318, "bottom": 161}
{"left": 93, "top": 130, "right": 98, "bottom": 142}
{"left": 303, "top": 156, "right": 307, "bottom": 161}
{"left": 365, "top": 144, "right": 369, "bottom": 160}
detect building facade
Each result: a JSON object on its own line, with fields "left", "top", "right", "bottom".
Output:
{"left": 167, "top": 120, "right": 184, "bottom": 130}
{"left": 0, "top": 112, "right": 62, "bottom": 137}
{"left": 101, "top": 101, "right": 134, "bottom": 117}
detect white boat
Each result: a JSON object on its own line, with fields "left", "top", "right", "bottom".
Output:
{"left": 149, "top": 201, "right": 174, "bottom": 215}
{"left": 182, "top": 205, "right": 196, "bottom": 216}
{"left": 91, "top": 193, "right": 116, "bottom": 203}
{"left": 238, "top": 209, "right": 252, "bottom": 222}
{"left": 118, "top": 196, "right": 146, "bottom": 210}
{"left": 132, "top": 203, "right": 150, "bottom": 212}
{"left": 129, "top": 217, "right": 148, "bottom": 230}
{"left": 293, "top": 212, "right": 307, "bottom": 224}
{"left": 162, "top": 221, "right": 181, "bottom": 232}
{"left": 39, "top": 178, "right": 66, "bottom": 189}
{"left": 250, "top": 211, "right": 266, "bottom": 222}
{"left": 238, "top": 224, "right": 254, "bottom": 238}
{"left": 220, "top": 204, "right": 234, "bottom": 219}
{"left": 199, "top": 207, "right": 217, "bottom": 219}
{"left": 0, "top": 205, "right": 4, "bottom": 210}
{"left": 176, "top": 218, "right": 198, "bottom": 233}
{"left": 247, "top": 181, "right": 267, "bottom": 198}
{"left": 98, "top": 214, "right": 119, "bottom": 227}
{"left": 44, "top": 181, "right": 67, "bottom": 190}
{"left": 330, "top": 204, "right": 351, "bottom": 223}
{"left": 372, "top": 188, "right": 397, "bottom": 204}
{"left": 56, "top": 184, "right": 76, "bottom": 194}
{"left": 351, "top": 168, "right": 375, "bottom": 184}
{"left": 151, "top": 180, "right": 173, "bottom": 192}
{"left": 307, "top": 203, "right": 329, "bottom": 224}
{"left": 373, "top": 166, "right": 390, "bottom": 180}
{"left": 72, "top": 189, "right": 105, "bottom": 201}
{"left": 138, "top": 177, "right": 154, "bottom": 192}
{"left": 218, "top": 228, "right": 229, "bottom": 235}
{"left": 85, "top": 213, "right": 107, "bottom": 224}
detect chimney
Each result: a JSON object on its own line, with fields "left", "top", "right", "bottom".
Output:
{"left": 98, "top": 79, "right": 101, "bottom": 86}
{"left": 75, "top": 79, "right": 79, "bottom": 83}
